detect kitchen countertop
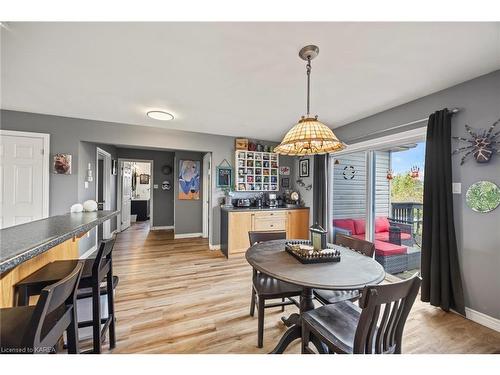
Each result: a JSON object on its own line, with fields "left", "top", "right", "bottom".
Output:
{"left": 0, "top": 210, "right": 119, "bottom": 274}
{"left": 221, "top": 206, "right": 309, "bottom": 212}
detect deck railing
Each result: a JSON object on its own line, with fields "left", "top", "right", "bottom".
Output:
{"left": 391, "top": 202, "right": 423, "bottom": 236}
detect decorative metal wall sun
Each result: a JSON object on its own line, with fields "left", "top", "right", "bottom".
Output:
{"left": 452, "top": 119, "right": 500, "bottom": 165}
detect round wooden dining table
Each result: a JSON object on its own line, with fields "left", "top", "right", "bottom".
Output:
{"left": 246, "top": 239, "right": 385, "bottom": 354}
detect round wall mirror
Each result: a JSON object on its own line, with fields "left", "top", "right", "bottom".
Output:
{"left": 465, "top": 181, "right": 500, "bottom": 213}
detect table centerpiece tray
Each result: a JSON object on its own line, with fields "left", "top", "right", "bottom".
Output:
{"left": 285, "top": 240, "right": 341, "bottom": 264}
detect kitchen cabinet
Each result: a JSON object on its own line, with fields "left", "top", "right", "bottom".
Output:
{"left": 220, "top": 207, "right": 310, "bottom": 257}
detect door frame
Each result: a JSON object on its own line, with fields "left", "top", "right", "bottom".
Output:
{"left": 202, "top": 152, "right": 212, "bottom": 243}
{"left": 0, "top": 129, "right": 50, "bottom": 219}
{"left": 117, "top": 158, "right": 154, "bottom": 231}
{"left": 96, "top": 147, "right": 112, "bottom": 240}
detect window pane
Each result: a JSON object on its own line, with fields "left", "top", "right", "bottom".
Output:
{"left": 374, "top": 142, "right": 425, "bottom": 278}
{"left": 331, "top": 151, "right": 368, "bottom": 241}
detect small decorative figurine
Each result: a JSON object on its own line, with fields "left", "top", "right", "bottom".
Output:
{"left": 82, "top": 200, "right": 98, "bottom": 212}
{"left": 410, "top": 166, "right": 420, "bottom": 179}
{"left": 386, "top": 169, "right": 394, "bottom": 180}
{"left": 70, "top": 203, "right": 83, "bottom": 213}
{"left": 452, "top": 119, "right": 500, "bottom": 165}
{"left": 309, "top": 222, "right": 327, "bottom": 252}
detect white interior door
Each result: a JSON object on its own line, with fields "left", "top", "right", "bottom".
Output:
{"left": 121, "top": 161, "right": 132, "bottom": 231}
{"left": 0, "top": 132, "right": 48, "bottom": 229}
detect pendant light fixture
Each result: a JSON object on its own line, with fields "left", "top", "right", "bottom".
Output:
{"left": 274, "top": 45, "right": 345, "bottom": 156}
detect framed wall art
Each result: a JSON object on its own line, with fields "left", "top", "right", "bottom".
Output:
{"left": 178, "top": 159, "right": 200, "bottom": 200}
{"left": 281, "top": 177, "right": 290, "bottom": 188}
{"left": 53, "top": 153, "right": 72, "bottom": 175}
{"left": 466, "top": 181, "right": 500, "bottom": 213}
{"left": 216, "top": 159, "right": 232, "bottom": 188}
{"left": 299, "top": 158, "right": 309, "bottom": 178}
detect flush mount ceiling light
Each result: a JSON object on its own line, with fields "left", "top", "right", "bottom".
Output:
{"left": 274, "top": 45, "right": 345, "bottom": 156}
{"left": 146, "top": 110, "right": 174, "bottom": 121}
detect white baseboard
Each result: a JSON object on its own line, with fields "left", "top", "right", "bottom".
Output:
{"left": 79, "top": 244, "right": 97, "bottom": 259}
{"left": 151, "top": 225, "right": 175, "bottom": 231}
{"left": 209, "top": 244, "right": 221, "bottom": 250}
{"left": 174, "top": 232, "right": 203, "bottom": 239}
{"left": 465, "top": 307, "right": 500, "bottom": 332}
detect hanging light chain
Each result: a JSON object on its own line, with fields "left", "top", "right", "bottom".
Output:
{"left": 306, "top": 56, "right": 311, "bottom": 115}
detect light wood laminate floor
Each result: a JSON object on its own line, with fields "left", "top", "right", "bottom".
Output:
{"left": 108, "top": 222, "right": 500, "bottom": 354}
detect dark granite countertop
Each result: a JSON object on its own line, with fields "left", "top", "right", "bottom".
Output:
{"left": 221, "top": 206, "right": 309, "bottom": 212}
{"left": 0, "top": 210, "right": 119, "bottom": 274}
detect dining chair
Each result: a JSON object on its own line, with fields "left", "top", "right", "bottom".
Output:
{"left": 314, "top": 234, "right": 376, "bottom": 305}
{"left": 248, "top": 231, "right": 301, "bottom": 348}
{"left": 302, "top": 274, "right": 421, "bottom": 354}
{"left": 0, "top": 262, "right": 83, "bottom": 354}
{"left": 15, "top": 238, "right": 117, "bottom": 353}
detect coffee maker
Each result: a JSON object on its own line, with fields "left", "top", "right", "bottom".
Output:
{"left": 266, "top": 193, "right": 278, "bottom": 208}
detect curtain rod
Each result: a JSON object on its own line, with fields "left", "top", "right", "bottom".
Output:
{"left": 345, "top": 107, "right": 460, "bottom": 144}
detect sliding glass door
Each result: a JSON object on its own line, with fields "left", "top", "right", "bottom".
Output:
{"left": 328, "top": 130, "right": 426, "bottom": 279}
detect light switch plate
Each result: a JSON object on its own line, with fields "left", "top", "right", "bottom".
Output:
{"left": 452, "top": 182, "right": 461, "bottom": 194}
{"left": 153, "top": 184, "right": 158, "bottom": 189}
{"left": 84, "top": 181, "right": 89, "bottom": 189}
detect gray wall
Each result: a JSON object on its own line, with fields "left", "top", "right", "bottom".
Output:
{"left": 292, "top": 156, "right": 314, "bottom": 225}
{"left": 116, "top": 148, "right": 175, "bottom": 228}
{"left": 334, "top": 70, "right": 500, "bottom": 319}
{"left": 0, "top": 109, "right": 284, "bottom": 248}
{"left": 77, "top": 142, "right": 118, "bottom": 254}
{"left": 174, "top": 151, "right": 204, "bottom": 235}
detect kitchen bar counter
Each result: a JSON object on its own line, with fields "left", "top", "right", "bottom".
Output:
{"left": 0, "top": 210, "right": 118, "bottom": 274}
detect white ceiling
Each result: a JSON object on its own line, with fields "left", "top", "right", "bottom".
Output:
{"left": 1, "top": 22, "right": 499, "bottom": 141}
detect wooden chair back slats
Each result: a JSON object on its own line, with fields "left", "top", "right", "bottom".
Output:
{"left": 23, "top": 262, "right": 83, "bottom": 349}
{"left": 353, "top": 275, "right": 421, "bottom": 354}
{"left": 248, "top": 231, "right": 286, "bottom": 246}
{"left": 92, "top": 238, "right": 116, "bottom": 275}
{"left": 44, "top": 262, "right": 83, "bottom": 315}
{"left": 364, "top": 304, "right": 380, "bottom": 353}
{"left": 375, "top": 302, "right": 391, "bottom": 353}
{"left": 335, "top": 234, "right": 375, "bottom": 258}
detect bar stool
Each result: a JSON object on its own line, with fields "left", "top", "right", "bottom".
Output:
{"left": 0, "top": 262, "right": 83, "bottom": 354}
{"left": 14, "top": 238, "right": 116, "bottom": 354}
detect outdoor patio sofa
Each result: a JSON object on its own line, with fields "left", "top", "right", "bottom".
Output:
{"left": 332, "top": 217, "right": 420, "bottom": 274}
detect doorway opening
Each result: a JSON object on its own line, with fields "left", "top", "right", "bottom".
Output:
{"left": 118, "top": 159, "right": 153, "bottom": 232}
{"left": 96, "top": 147, "right": 112, "bottom": 242}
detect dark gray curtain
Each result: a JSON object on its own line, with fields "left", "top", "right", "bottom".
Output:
{"left": 421, "top": 108, "right": 465, "bottom": 315}
{"left": 312, "top": 155, "right": 328, "bottom": 229}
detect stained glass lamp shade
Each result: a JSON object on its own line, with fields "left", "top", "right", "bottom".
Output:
{"left": 274, "top": 116, "right": 345, "bottom": 156}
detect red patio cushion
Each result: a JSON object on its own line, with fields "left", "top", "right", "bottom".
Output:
{"left": 375, "top": 232, "right": 412, "bottom": 242}
{"left": 333, "top": 219, "right": 355, "bottom": 234}
{"left": 353, "top": 219, "right": 366, "bottom": 235}
{"left": 375, "top": 217, "right": 390, "bottom": 233}
{"left": 374, "top": 240, "right": 407, "bottom": 256}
